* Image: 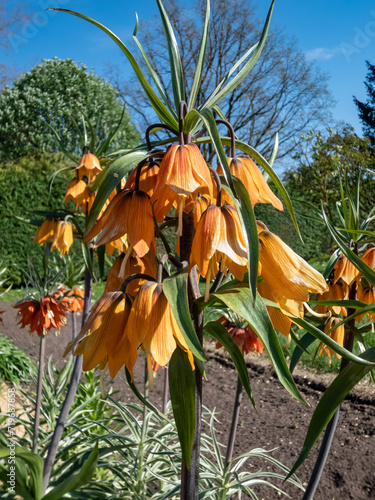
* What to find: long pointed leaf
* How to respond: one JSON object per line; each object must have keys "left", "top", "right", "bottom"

{"left": 214, "top": 286, "right": 306, "bottom": 405}
{"left": 288, "top": 346, "right": 375, "bottom": 478}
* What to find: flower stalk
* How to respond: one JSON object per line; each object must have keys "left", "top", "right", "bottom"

{"left": 32, "top": 333, "right": 46, "bottom": 454}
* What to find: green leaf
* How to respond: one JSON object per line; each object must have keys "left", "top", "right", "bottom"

{"left": 86, "top": 150, "right": 148, "bottom": 234}
{"left": 288, "top": 346, "right": 375, "bottom": 478}
{"left": 220, "top": 176, "right": 259, "bottom": 300}
{"left": 202, "top": 0, "right": 275, "bottom": 109}
{"left": 48, "top": 165, "right": 73, "bottom": 198}
{"left": 326, "top": 302, "right": 375, "bottom": 334}
{"left": 169, "top": 346, "right": 196, "bottom": 469}
{"left": 292, "top": 316, "right": 375, "bottom": 366}
{"left": 204, "top": 321, "right": 255, "bottom": 408}
{"left": 45, "top": 122, "right": 79, "bottom": 163}
{"left": 124, "top": 367, "right": 163, "bottom": 415}
{"left": 81, "top": 242, "right": 94, "bottom": 279}
{"left": 322, "top": 206, "right": 375, "bottom": 287}
{"left": 196, "top": 135, "right": 301, "bottom": 239}
{"left": 156, "top": 0, "right": 185, "bottom": 109}
{"left": 289, "top": 332, "right": 317, "bottom": 373}
{"left": 96, "top": 105, "right": 127, "bottom": 157}
{"left": 188, "top": 0, "right": 210, "bottom": 112}
{"left": 214, "top": 286, "right": 306, "bottom": 405}
{"left": 50, "top": 8, "right": 179, "bottom": 130}
{"left": 0, "top": 447, "right": 44, "bottom": 500}
{"left": 43, "top": 444, "right": 99, "bottom": 500}
{"left": 163, "top": 267, "right": 208, "bottom": 362}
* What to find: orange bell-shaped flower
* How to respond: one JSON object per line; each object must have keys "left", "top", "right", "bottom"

{"left": 64, "top": 291, "right": 132, "bottom": 377}
{"left": 357, "top": 281, "right": 375, "bottom": 322}
{"left": 125, "top": 160, "right": 160, "bottom": 198}
{"left": 257, "top": 280, "right": 293, "bottom": 337}
{"left": 14, "top": 297, "right": 67, "bottom": 337}
{"left": 33, "top": 219, "right": 57, "bottom": 246}
{"left": 315, "top": 280, "right": 348, "bottom": 317}
{"left": 50, "top": 221, "right": 74, "bottom": 257}
{"left": 114, "top": 281, "right": 194, "bottom": 379}
{"left": 319, "top": 317, "right": 345, "bottom": 361}
{"left": 333, "top": 255, "right": 359, "bottom": 285}
{"left": 361, "top": 247, "right": 375, "bottom": 270}
{"left": 63, "top": 178, "right": 95, "bottom": 211}
{"left": 76, "top": 152, "right": 102, "bottom": 182}
{"left": 83, "top": 189, "right": 155, "bottom": 260}
{"left": 217, "top": 156, "right": 283, "bottom": 210}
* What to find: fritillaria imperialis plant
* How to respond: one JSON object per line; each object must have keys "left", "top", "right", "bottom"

{"left": 32, "top": 0, "right": 374, "bottom": 497}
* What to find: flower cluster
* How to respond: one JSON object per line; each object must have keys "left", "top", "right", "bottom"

{"left": 33, "top": 219, "right": 74, "bottom": 257}
{"left": 14, "top": 296, "right": 67, "bottom": 337}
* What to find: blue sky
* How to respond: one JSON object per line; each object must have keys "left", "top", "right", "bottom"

{"left": 4, "top": 0, "right": 375, "bottom": 135}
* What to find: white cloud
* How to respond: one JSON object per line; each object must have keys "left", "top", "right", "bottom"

{"left": 304, "top": 47, "right": 341, "bottom": 61}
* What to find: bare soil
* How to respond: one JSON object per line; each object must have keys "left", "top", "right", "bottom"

{"left": 1, "top": 300, "right": 375, "bottom": 500}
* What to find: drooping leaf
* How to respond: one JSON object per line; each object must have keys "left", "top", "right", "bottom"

{"left": 169, "top": 346, "right": 196, "bottom": 469}
{"left": 163, "top": 267, "right": 208, "bottom": 362}
{"left": 292, "top": 316, "right": 375, "bottom": 366}
{"left": 322, "top": 206, "right": 375, "bottom": 287}
{"left": 50, "top": 8, "right": 179, "bottom": 130}
{"left": 124, "top": 367, "right": 163, "bottom": 415}
{"left": 289, "top": 332, "right": 317, "bottom": 373}
{"left": 86, "top": 150, "right": 148, "bottom": 233}
{"left": 156, "top": 0, "right": 185, "bottom": 109}
{"left": 287, "top": 346, "right": 375, "bottom": 478}
{"left": 214, "top": 286, "right": 306, "bottom": 405}
{"left": 43, "top": 444, "right": 99, "bottom": 500}
{"left": 204, "top": 320, "right": 255, "bottom": 408}
{"left": 220, "top": 176, "right": 259, "bottom": 300}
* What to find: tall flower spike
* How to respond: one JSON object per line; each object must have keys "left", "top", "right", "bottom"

{"left": 151, "top": 143, "right": 213, "bottom": 235}
{"left": 64, "top": 291, "right": 132, "bottom": 377}
{"left": 83, "top": 188, "right": 155, "bottom": 261}
{"left": 217, "top": 155, "right": 283, "bottom": 210}
{"left": 50, "top": 221, "right": 74, "bottom": 257}
{"left": 76, "top": 151, "right": 102, "bottom": 182}
{"left": 114, "top": 280, "right": 194, "bottom": 380}
{"left": 259, "top": 229, "right": 328, "bottom": 310}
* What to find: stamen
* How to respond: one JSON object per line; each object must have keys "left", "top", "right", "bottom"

{"left": 118, "top": 246, "right": 133, "bottom": 279}
{"left": 303, "top": 302, "right": 331, "bottom": 318}
{"left": 176, "top": 200, "right": 184, "bottom": 236}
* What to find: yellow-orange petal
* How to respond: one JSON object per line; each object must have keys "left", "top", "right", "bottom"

{"left": 319, "top": 317, "right": 345, "bottom": 359}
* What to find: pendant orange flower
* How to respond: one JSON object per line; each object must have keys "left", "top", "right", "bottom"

{"left": 104, "top": 253, "right": 156, "bottom": 296}
{"left": 319, "top": 317, "right": 345, "bottom": 361}
{"left": 83, "top": 189, "right": 155, "bottom": 261}
{"left": 76, "top": 152, "right": 102, "bottom": 182}
{"left": 64, "top": 291, "right": 132, "bottom": 377}
{"left": 333, "top": 255, "right": 359, "bottom": 285}
{"left": 114, "top": 281, "right": 194, "bottom": 380}
{"left": 125, "top": 160, "right": 160, "bottom": 198}
{"left": 217, "top": 156, "right": 283, "bottom": 210}
{"left": 33, "top": 219, "right": 57, "bottom": 246}
{"left": 14, "top": 297, "right": 67, "bottom": 336}
{"left": 50, "top": 221, "right": 74, "bottom": 257}
{"left": 151, "top": 143, "right": 213, "bottom": 234}
{"left": 357, "top": 282, "right": 375, "bottom": 322}
{"left": 63, "top": 177, "right": 95, "bottom": 211}
{"left": 257, "top": 281, "right": 293, "bottom": 337}
{"left": 315, "top": 280, "right": 348, "bottom": 317}
{"left": 361, "top": 247, "right": 375, "bottom": 270}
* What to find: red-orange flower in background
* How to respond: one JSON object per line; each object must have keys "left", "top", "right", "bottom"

{"left": 319, "top": 317, "right": 345, "bottom": 361}
{"left": 104, "top": 253, "right": 156, "bottom": 296}
{"left": 83, "top": 189, "right": 155, "bottom": 261}
{"left": 64, "top": 291, "right": 132, "bottom": 377}
{"left": 217, "top": 156, "right": 283, "bottom": 211}
{"left": 114, "top": 280, "right": 195, "bottom": 379}
{"left": 66, "top": 287, "right": 84, "bottom": 313}
{"left": 76, "top": 152, "right": 102, "bottom": 182}
{"left": 215, "top": 316, "right": 263, "bottom": 355}
{"left": 151, "top": 143, "right": 213, "bottom": 234}
{"left": 14, "top": 297, "right": 67, "bottom": 336}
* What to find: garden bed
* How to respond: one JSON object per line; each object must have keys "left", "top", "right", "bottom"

{"left": 1, "top": 300, "right": 375, "bottom": 499}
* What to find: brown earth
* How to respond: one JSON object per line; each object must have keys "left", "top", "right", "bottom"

{"left": 1, "top": 300, "right": 375, "bottom": 500}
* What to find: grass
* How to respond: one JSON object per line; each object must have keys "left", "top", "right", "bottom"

{"left": 0, "top": 335, "right": 36, "bottom": 383}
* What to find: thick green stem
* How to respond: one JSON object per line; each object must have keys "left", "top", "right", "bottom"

{"left": 43, "top": 263, "right": 92, "bottom": 493}
{"left": 33, "top": 334, "right": 46, "bottom": 454}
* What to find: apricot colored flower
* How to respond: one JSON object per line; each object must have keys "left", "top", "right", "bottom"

{"left": 64, "top": 291, "right": 132, "bottom": 377}
{"left": 14, "top": 297, "right": 67, "bottom": 337}
{"left": 217, "top": 156, "right": 283, "bottom": 211}
{"left": 361, "top": 247, "right": 375, "bottom": 270}
{"left": 190, "top": 205, "right": 248, "bottom": 288}
{"left": 50, "top": 221, "right": 74, "bottom": 257}
{"left": 356, "top": 282, "right": 375, "bottom": 323}
{"left": 315, "top": 280, "right": 348, "bottom": 317}
{"left": 33, "top": 219, "right": 57, "bottom": 246}
{"left": 104, "top": 253, "right": 156, "bottom": 296}
{"left": 319, "top": 317, "right": 345, "bottom": 360}
{"left": 76, "top": 152, "right": 102, "bottom": 182}
{"left": 151, "top": 143, "right": 213, "bottom": 234}
{"left": 83, "top": 189, "right": 155, "bottom": 260}
{"left": 114, "top": 281, "right": 194, "bottom": 379}
{"left": 125, "top": 160, "right": 159, "bottom": 197}
{"left": 259, "top": 229, "right": 328, "bottom": 315}
{"left": 215, "top": 317, "right": 263, "bottom": 354}
{"left": 333, "top": 255, "right": 359, "bottom": 285}
{"left": 63, "top": 178, "right": 95, "bottom": 211}
{"left": 192, "top": 195, "right": 212, "bottom": 228}
{"left": 105, "top": 235, "right": 128, "bottom": 257}
{"left": 257, "top": 281, "right": 293, "bottom": 337}
{"left": 66, "top": 287, "right": 84, "bottom": 313}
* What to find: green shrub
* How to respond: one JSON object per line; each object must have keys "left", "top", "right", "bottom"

{"left": 0, "top": 335, "right": 36, "bottom": 383}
